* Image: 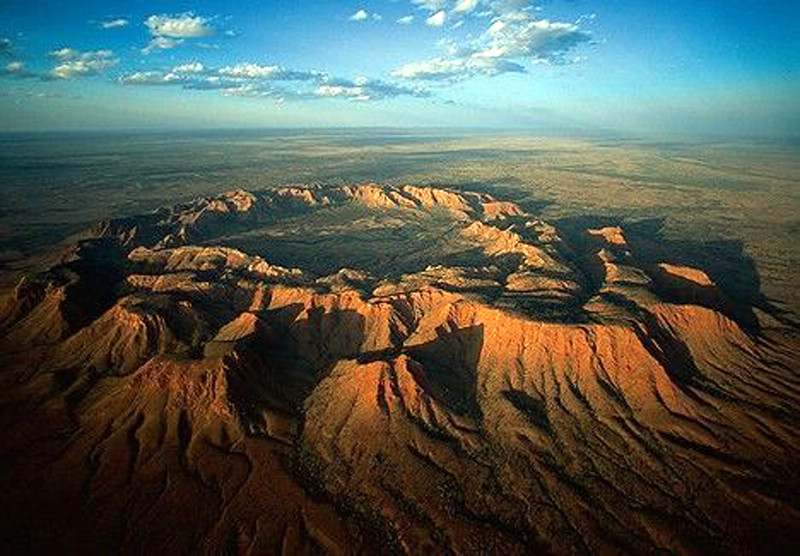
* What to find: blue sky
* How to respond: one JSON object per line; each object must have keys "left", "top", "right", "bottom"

{"left": 1, "top": 0, "right": 799, "bottom": 135}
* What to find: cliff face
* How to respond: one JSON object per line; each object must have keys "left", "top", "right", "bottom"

{"left": 1, "top": 184, "right": 799, "bottom": 554}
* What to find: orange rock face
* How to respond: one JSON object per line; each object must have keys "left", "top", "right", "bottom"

{"left": 1, "top": 183, "right": 799, "bottom": 554}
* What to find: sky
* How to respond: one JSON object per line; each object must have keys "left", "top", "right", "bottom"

{"left": 1, "top": 0, "right": 799, "bottom": 135}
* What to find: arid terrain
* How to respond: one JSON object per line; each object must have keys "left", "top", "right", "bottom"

{"left": 3, "top": 132, "right": 799, "bottom": 316}
{"left": 1, "top": 168, "right": 799, "bottom": 552}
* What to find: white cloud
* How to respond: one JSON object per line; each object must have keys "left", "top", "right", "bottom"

{"left": 349, "top": 9, "right": 382, "bottom": 22}
{"left": 145, "top": 13, "right": 216, "bottom": 38}
{"left": 5, "top": 61, "right": 24, "bottom": 73}
{"left": 394, "top": 11, "right": 589, "bottom": 82}
{"left": 100, "top": 18, "right": 129, "bottom": 29}
{"left": 182, "top": 76, "right": 227, "bottom": 90}
{"left": 392, "top": 56, "right": 523, "bottom": 81}
{"left": 218, "top": 63, "right": 280, "bottom": 78}
{"left": 426, "top": 11, "right": 446, "bottom": 26}
{"left": 408, "top": 0, "right": 544, "bottom": 19}
{"left": 485, "top": 0, "right": 534, "bottom": 15}
{"left": 51, "top": 48, "right": 79, "bottom": 60}
{"left": 140, "top": 14, "right": 217, "bottom": 55}
{"left": 173, "top": 62, "right": 205, "bottom": 74}
{"left": 397, "top": 15, "right": 414, "bottom": 25}
{"left": 142, "top": 36, "right": 183, "bottom": 54}
{"left": 119, "top": 71, "right": 183, "bottom": 85}
{"left": 474, "top": 17, "right": 589, "bottom": 61}
{"left": 51, "top": 49, "right": 118, "bottom": 79}
{"left": 217, "top": 63, "right": 320, "bottom": 81}
{"left": 3, "top": 61, "right": 34, "bottom": 78}
{"left": 213, "top": 83, "right": 315, "bottom": 101}
{"left": 1, "top": 46, "right": 118, "bottom": 81}
{"left": 315, "top": 78, "right": 428, "bottom": 101}
{"left": 219, "top": 84, "right": 271, "bottom": 98}
{"left": 453, "top": 0, "right": 479, "bottom": 13}
{"left": 392, "top": 58, "right": 464, "bottom": 80}
{"left": 413, "top": 0, "right": 447, "bottom": 12}
{"left": 118, "top": 62, "right": 429, "bottom": 102}
{"left": 316, "top": 85, "right": 356, "bottom": 98}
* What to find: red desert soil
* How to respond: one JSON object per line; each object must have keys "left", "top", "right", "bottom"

{"left": 1, "top": 184, "right": 799, "bottom": 554}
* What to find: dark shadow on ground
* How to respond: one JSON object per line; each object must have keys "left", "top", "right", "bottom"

{"left": 404, "top": 324, "right": 485, "bottom": 418}
{"left": 554, "top": 215, "right": 798, "bottom": 333}
{"left": 224, "top": 303, "right": 367, "bottom": 431}
{"left": 227, "top": 305, "right": 486, "bottom": 434}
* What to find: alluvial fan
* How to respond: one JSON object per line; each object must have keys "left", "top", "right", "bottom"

{"left": 1, "top": 183, "right": 799, "bottom": 554}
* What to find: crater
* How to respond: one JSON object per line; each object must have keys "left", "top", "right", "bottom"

{"left": 1, "top": 182, "right": 799, "bottom": 555}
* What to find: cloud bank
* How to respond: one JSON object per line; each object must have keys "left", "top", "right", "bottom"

{"left": 393, "top": 2, "right": 590, "bottom": 82}
{"left": 120, "top": 62, "right": 429, "bottom": 102}
{"left": 51, "top": 49, "right": 118, "bottom": 79}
